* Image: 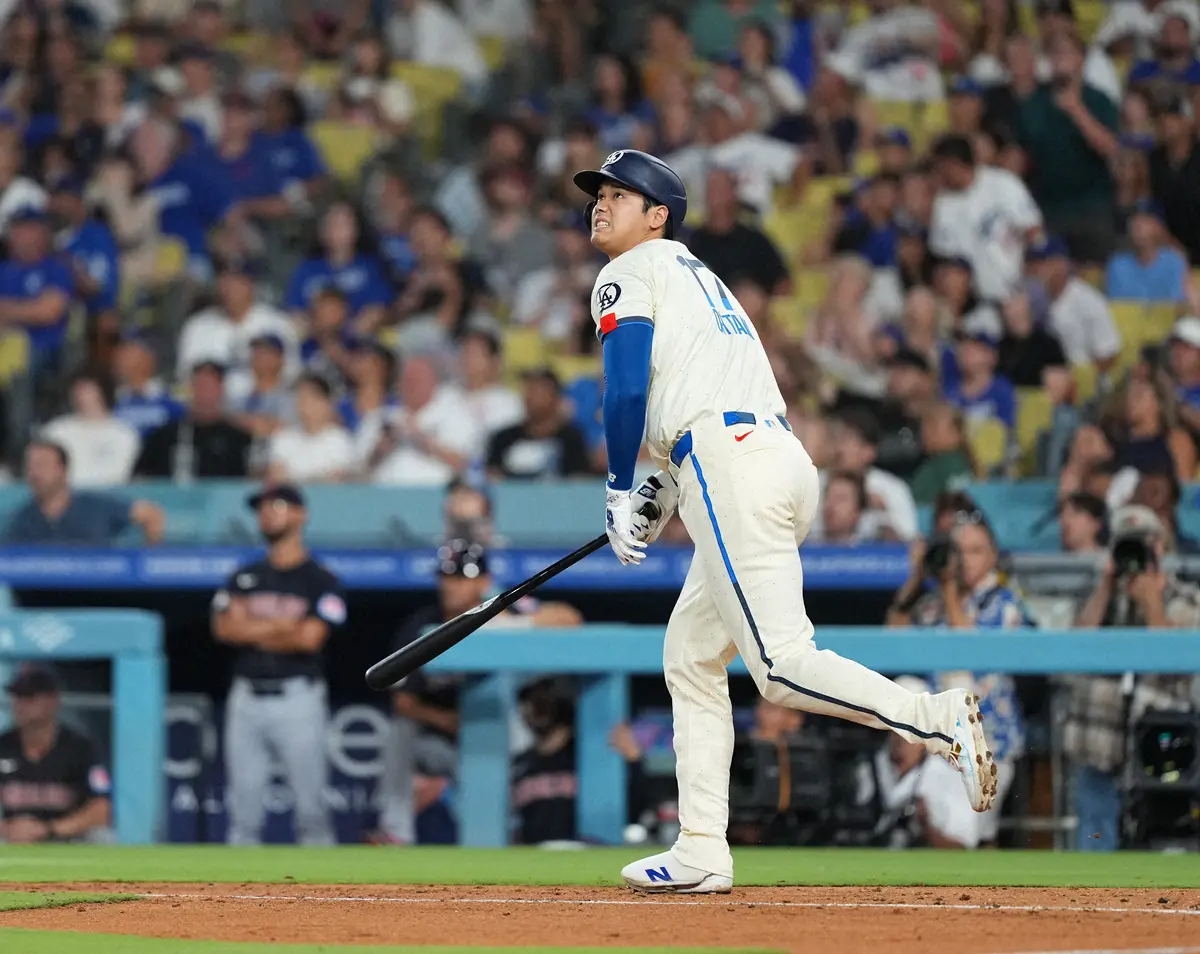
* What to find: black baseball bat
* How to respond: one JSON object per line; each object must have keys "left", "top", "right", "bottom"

{"left": 365, "top": 503, "right": 660, "bottom": 691}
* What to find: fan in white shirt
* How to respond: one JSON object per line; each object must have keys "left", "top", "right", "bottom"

{"left": 41, "top": 370, "right": 141, "bottom": 488}
{"left": 929, "top": 135, "right": 1044, "bottom": 304}
{"left": 826, "top": 2, "right": 945, "bottom": 103}
{"left": 266, "top": 374, "right": 356, "bottom": 484}
{"left": 1026, "top": 236, "right": 1120, "bottom": 371}
{"left": 384, "top": 0, "right": 488, "bottom": 86}
{"left": 358, "top": 354, "right": 484, "bottom": 486}
{"left": 177, "top": 261, "right": 299, "bottom": 392}
{"left": 458, "top": 328, "right": 524, "bottom": 439}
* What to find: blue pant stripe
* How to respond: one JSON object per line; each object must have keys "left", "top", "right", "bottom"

{"left": 688, "top": 451, "right": 954, "bottom": 746}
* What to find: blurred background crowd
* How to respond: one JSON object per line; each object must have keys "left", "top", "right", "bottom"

{"left": 0, "top": 0, "right": 1199, "bottom": 853}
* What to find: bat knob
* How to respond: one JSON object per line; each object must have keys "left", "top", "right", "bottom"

{"left": 637, "top": 502, "right": 661, "bottom": 521}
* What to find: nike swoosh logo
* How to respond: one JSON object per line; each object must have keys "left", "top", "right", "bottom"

{"left": 734, "top": 431, "right": 752, "bottom": 442}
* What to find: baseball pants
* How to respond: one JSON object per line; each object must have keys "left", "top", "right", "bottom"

{"left": 664, "top": 413, "right": 966, "bottom": 877}
{"left": 224, "top": 676, "right": 335, "bottom": 846}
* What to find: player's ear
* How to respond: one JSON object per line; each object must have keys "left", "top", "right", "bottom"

{"left": 648, "top": 203, "right": 669, "bottom": 235}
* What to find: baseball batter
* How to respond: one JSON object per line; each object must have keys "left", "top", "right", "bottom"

{"left": 575, "top": 150, "right": 998, "bottom": 893}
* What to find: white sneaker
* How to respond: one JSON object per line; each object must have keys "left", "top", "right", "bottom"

{"left": 944, "top": 691, "right": 998, "bottom": 813}
{"left": 620, "top": 849, "right": 733, "bottom": 894}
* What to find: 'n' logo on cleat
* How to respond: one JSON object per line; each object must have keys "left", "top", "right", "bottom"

{"left": 646, "top": 867, "right": 672, "bottom": 883}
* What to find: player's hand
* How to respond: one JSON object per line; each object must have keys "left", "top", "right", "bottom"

{"left": 606, "top": 487, "right": 647, "bottom": 566}
{"left": 5, "top": 815, "right": 49, "bottom": 843}
{"left": 630, "top": 471, "right": 679, "bottom": 545}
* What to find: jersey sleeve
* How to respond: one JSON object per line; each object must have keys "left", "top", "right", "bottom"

{"left": 308, "top": 570, "right": 348, "bottom": 628}
{"left": 211, "top": 565, "right": 254, "bottom": 613}
{"left": 591, "top": 262, "right": 656, "bottom": 342}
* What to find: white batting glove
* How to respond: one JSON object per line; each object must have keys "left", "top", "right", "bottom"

{"left": 630, "top": 471, "right": 679, "bottom": 544}
{"left": 606, "top": 487, "right": 647, "bottom": 565}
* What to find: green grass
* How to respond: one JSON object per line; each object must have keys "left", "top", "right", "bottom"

{"left": 1, "top": 845, "right": 1199, "bottom": 887}
{"left": 0, "top": 935, "right": 777, "bottom": 954}
{"left": 0, "top": 892, "right": 136, "bottom": 912}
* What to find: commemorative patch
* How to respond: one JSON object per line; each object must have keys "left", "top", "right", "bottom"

{"left": 597, "top": 282, "right": 621, "bottom": 310}
{"left": 317, "top": 593, "right": 347, "bottom": 625}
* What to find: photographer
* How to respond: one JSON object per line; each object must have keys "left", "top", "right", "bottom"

{"left": 1065, "top": 504, "right": 1200, "bottom": 850}
{"left": 887, "top": 506, "right": 1031, "bottom": 844}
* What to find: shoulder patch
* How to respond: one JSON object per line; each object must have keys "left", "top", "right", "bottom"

{"left": 317, "top": 592, "right": 347, "bottom": 625}
{"left": 596, "top": 282, "right": 621, "bottom": 311}
{"left": 89, "top": 765, "right": 112, "bottom": 795}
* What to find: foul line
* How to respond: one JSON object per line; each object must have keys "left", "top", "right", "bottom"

{"left": 1018, "top": 949, "right": 1200, "bottom": 954}
{"left": 138, "top": 893, "right": 1200, "bottom": 917}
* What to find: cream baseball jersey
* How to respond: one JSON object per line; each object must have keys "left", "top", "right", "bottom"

{"left": 590, "top": 238, "right": 786, "bottom": 470}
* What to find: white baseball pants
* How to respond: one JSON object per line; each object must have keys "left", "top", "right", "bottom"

{"left": 664, "top": 413, "right": 964, "bottom": 877}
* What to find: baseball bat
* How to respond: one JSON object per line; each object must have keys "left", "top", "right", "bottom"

{"left": 365, "top": 503, "right": 660, "bottom": 691}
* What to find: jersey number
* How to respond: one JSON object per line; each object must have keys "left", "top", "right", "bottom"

{"left": 676, "top": 256, "right": 754, "bottom": 338}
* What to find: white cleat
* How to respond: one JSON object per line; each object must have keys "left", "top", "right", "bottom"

{"left": 945, "top": 691, "right": 998, "bottom": 813}
{"left": 620, "top": 850, "right": 733, "bottom": 894}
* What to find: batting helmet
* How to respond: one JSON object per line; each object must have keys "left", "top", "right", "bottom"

{"left": 573, "top": 149, "right": 688, "bottom": 239}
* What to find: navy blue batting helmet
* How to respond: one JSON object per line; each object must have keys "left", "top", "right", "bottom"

{"left": 573, "top": 149, "right": 688, "bottom": 239}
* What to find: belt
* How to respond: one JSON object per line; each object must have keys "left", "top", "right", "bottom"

{"left": 241, "top": 677, "right": 318, "bottom": 697}
{"left": 670, "top": 411, "right": 791, "bottom": 468}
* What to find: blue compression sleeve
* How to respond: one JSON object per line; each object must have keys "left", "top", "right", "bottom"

{"left": 601, "top": 320, "right": 653, "bottom": 491}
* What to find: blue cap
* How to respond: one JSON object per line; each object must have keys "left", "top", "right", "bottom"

{"left": 250, "top": 333, "right": 285, "bottom": 352}
{"left": 51, "top": 175, "right": 86, "bottom": 196}
{"left": 876, "top": 126, "right": 912, "bottom": 149}
{"left": 956, "top": 328, "right": 1000, "bottom": 349}
{"left": 1129, "top": 198, "right": 1165, "bottom": 221}
{"left": 951, "top": 76, "right": 985, "bottom": 97}
{"left": 8, "top": 205, "right": 47, "bottom": 225}
{"left": 1026, "top": 235, "right": 1070, "bottom": 261}
{"left": 1120, "top": 132, "right": 1156, "bottom": 152}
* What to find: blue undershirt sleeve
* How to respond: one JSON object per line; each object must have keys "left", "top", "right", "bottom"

{"left": 601, "top": 320, "right": 653, "bottom": 492}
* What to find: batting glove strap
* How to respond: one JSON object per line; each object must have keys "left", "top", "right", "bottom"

{"left": 631, "top": 470, "right": 679, "bottom": 544}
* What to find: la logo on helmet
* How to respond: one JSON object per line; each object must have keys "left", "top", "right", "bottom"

{"left": 604, "top": 151, "right": 625, "bottom": 167}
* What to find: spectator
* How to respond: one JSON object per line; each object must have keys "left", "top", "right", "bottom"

{"left": 1167, "top": 316, "right": 1200, "bottom": 433}
{"left": 512, "top": 676, "right": 579, "bottom": 845}
{"left": 1126, "top": 1, "right": 1200, "bottom": 88}
{"left": 50, "top": 177, "right": 119, "bottom": 344}
{"left": 113, "top": 333, "right": 186, "bottom": 439}
{"left": 1149, "top": 91, "right": 1200, "bottom": 264}
{"left": 2, "top": 439, "right": 164, "bottom": 545}
{"left": 127, "top": 21, "right": 172, "bottom": 102}
{"left": 690, "top": 0, "right": 781, "bottom": 61}
{"left": 817, "top": 470, "right": 871, "bottom": 545}
{"left": 826, "top": 408, "right": 919, "bottom": 540}
{"left": 393, "top": 206, "right": 488, "bottom": 352}
{"left": 459, "top": 328, "right": 523, "bottom": 441}
{"left": 360, "top": 354, "right": 481, "bottom": 486}
{"left": 435, "top": 118, "right": 530, "bottom": 239}
{"left": 467, "top": 162, "right": 555, "bottom": 308}
{"left": 266, "top": 374, "right": 355, "bottom": 484}
{"left": 640, "top": 5, "right": 697, "bottom": 103}
{"left": 255, "top": 87, "right": 327, "bottom": 204}
{"left": 1015, "top": 32, "right": 1119, "bottom": 262}
{"left": 946, "top": 77, "right": 987, "bottom": 140}
{"left": 443, "top": 475, "right": 498, "bottom": 544}
{"left": 1093, "top": 0, "right": 1162, "bottom": 63}
{"left": 996, "top": 290, "right": 1068, "bottom": 387}
{"left": 300, "top": 290, "right": 358, "bottom": 393}
{"left": 511, "top": 210, "right": 601, "bottom": 347}
{"left": 42, "top": 369, "right": 140, "bottom": 488}
{"left": 135, "top": 361, "right": 252, "bottom": 480}
{"left": 864, "top": 676, "right": 982, "bottom": 850}
{"left": 384, "top": 0, "right": 488, "bottom": 87}
{"left": 1067, "top": 502, "right": 1200, "bottom": 850}
{"left": 340, "top": 341, "right": 398, "bottom": 436}
{"left": 1059, "top": 491, "right": 1106, "bottom": 553}
{"left": 1030, "top": 0, "right": 1123, "bottom": 105}
{"left": 931, "top": 255, "right": 1003, "bottom": 339}
{"left": 586, "top": 53, "right": 656, "bottom": 153}
{"left": 286, "top": 202, "right": 394, "bottom": 334}
{"left": 805, "top": 254, "right": 886, "bottom": 400}
{"left": 736, "top": 19, "right": 807, "bottom": 133}
{"left": 215, "top": 92, "right": 285, "bottom": 220}
{"left": 132, "top": 117, "right": 238, "bottom": 280}
{"left": 0, "top": 664, "right": 113, "bottom": 845}
{"left": 0, "top": 127, "right": 47, "bottom": 232}
{"left": 0, "top": 206, "right": 73, "bottom": 381}
{"left": 833, "top": 173, "right": 901, "bottom": 269}
{"left": 667, "top": 96, "right": 802, "bottom": 220}
{"left": 178, "top": 259, "right": 298, "bottom": 389}
{"left": 946, "top": 331, "right": 1017, "bottom": 432}
{"left": 825, "top": 0, "right": 944, "bottom": 103}
{"left": 1026, "top": 236, "right": 1121, "bottom": 372}
{"left": 929, "top": 134, "right": 1043, "bottom": 305}
{"left": 785, "top": 66, "right": 861, "bottom": 175}
{"left": 1129, "top": 462, "right": 1200, "bottom": 554}
{"left": 876, "top": 346, "right": 937, "bottom": 479}
{"left": 687, "top": 168, "right": 790, "bottom": 294}
{"left": 228, "top": 335, "right": 296, "bottom": 448}
{"left": 487, "top": 368, "right": 592, "bottom": 480}
{"left": 177, "top": 43, "right": 222, "bottom": 146}
{"left": 909, "top": 403, "right": 977, "bottom": 504}
{"left": 1105, "top": 199, "right": 1191, "bottom": 303}
{"left": 368, "top": 171, "right": 419, "bottom": 290}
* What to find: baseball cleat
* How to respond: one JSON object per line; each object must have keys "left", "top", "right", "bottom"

{"left": 620, "top": 850, "right": 733, "bottom": 894}
{"left": 945, "top": 691, "right": 998, "bottom": 813}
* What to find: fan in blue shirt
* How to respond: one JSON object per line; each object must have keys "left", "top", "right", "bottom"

{"left": 374, "top": 173, "right": 419, "bottom": 286}
{"left": 112, "top": 332, "right": 185, "bottom": 437}
{"left": 256, "top": 88, "right": 326, "bottom": 194}
{"left": 286, "top": 202, "right": 393, "bottom": 330}
{"left": 1105, "top": 200, "right": 1188, "bottom": 302}
{"left": 945, "top": 331, "right": 1016, "bottom": 430}
{"left": 50, "top": 178, "right": 119, "bottom": 317}
{"left": 1128, "top": 13, "right": 1200, "bottom": 86}
{"left": 0, "top": 206, "right": 74, "bottom": 376}
{"left": 585, "top": 54, "right": 658, "bottom": 153}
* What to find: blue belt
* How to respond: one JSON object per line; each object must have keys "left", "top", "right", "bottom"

{"left": 670, "top": 411, "right": 792, "bottom": 468}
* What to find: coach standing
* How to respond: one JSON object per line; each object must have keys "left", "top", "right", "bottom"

{"left": 211, "top": 484, "right": 347, "bottom": 845}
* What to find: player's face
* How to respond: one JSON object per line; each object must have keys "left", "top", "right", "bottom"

{"left": 439, "top": 573, "right": 490, "bottom": 617}
{"left": 10, "top": 691, "right": 57, "bottom": 730}
{"left": 590, "top": 182, "right": 668, "bottom": 256}
{"left": 954, "top": 523, "right": 996, "bottom": 589}
{"left": 258, "top": 499, "right": 303, "bottom": 543}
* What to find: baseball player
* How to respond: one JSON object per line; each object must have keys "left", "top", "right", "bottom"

{"left": 574, "top": 149, "right": 998, "bottom": 893}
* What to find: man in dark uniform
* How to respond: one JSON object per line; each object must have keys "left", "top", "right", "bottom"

{"left": 0, "top": 664, "right": 113, "bottom": 844}
{"left": 211, "top": 483, "right": 346, "bottom": 845}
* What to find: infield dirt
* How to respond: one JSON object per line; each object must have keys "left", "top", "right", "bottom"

{"left": 2, "top": 884, "right": 1200, "bottom": 952}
